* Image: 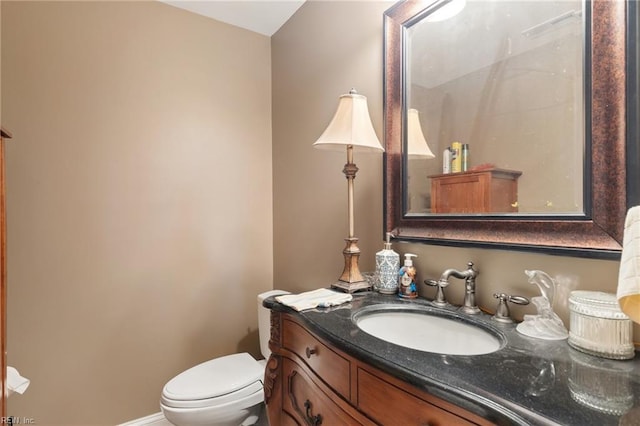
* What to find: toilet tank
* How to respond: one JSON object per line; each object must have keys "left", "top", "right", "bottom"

{"left": 257, "top": 290, "right": 289, "bottom": 359}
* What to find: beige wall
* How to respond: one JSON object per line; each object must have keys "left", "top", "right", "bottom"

{"left": 272, "top": 0, "right": 636, "bottom": 338}
{"left": 2, "top": 1, "right": 272, "bottom": 424}
{"left": 272, "top": 0, "right": 392, "bottom": 293}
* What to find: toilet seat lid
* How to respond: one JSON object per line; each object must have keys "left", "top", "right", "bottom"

{"left": 163, "top": 353, "right": 263, "bottom": 401}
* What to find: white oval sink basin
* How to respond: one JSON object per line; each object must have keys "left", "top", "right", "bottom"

{"left": 355, "top": 309, "right": 502, "bottom": 355}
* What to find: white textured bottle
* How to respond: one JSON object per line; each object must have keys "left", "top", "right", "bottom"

{"left": 443, "top": 148, "right": 452, "bottom": 173}
{"left": 375, "top": 233, "right": 400, "bottom": 294}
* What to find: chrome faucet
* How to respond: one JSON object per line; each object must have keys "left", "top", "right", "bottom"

{"left": 439, "top": 261, "right": 480, "bottom": 314}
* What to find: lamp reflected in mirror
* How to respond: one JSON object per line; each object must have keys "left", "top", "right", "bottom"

{"left": 406, "top": 108, "right": 435, "bottom": 212}
{"left": 407, "top": 108, "right": 435, "bottom": 159}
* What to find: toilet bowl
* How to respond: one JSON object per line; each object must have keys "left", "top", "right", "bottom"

{"left": 160, "top": 290, "right": 289, "bottom": 426}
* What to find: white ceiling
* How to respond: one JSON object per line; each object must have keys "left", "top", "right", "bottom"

{"left": 160, "top": 0, "right": 306, "bottom": 36}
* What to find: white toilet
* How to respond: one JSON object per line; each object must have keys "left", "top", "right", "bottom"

{"left": 160, "top": 289, "right": 289, "bottom": 426}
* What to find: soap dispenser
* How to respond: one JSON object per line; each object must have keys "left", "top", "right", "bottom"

{"left": 375, "top": 233, "right": 400, "bottom": 294}
{"left": 398, "top": 254, "right": 418, "bottom": 299}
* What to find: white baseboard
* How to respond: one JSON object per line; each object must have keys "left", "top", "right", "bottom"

{"left": 118, "top": 412, "right": 170, "bottom": 426}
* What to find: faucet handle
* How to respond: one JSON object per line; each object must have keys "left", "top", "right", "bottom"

{"left": 425, "top": 278, "right": 450, "bottom": 288}
{"left": 492, "top": 293, "right": 530, "bottom": 323}
{"left": 424, "top": 279, "right": 449, "bottom": 307}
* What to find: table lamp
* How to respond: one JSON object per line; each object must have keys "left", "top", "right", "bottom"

{"left": 314, "top": 89, "right": 384, "bottom": 293}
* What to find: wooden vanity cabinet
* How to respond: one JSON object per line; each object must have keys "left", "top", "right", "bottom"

{"left": 429, "top": 168, "right": 522, "bottom": 213}
{"left": 265, "top": 311, "right": 494, "bottom": 426}
{"left": 282, "top": 357, "right": 363, "bottom": 426}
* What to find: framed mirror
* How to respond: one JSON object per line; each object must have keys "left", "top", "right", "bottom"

{"left": 384, "top": 0, "right": 635, "bottom": 258}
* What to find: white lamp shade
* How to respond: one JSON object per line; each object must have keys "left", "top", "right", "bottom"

{"left": 407, "top": 108, "right": 435, "bottom": 158}
{"left": 314, "top": 91, "right": 384, "bottom": 152}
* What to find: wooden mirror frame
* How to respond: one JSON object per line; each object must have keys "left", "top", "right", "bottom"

{"left": 384, "top": 0, "right": 632, "bottom": 259}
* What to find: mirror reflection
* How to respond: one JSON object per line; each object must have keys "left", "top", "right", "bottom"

{"left": 406, "top": 0, "right": 585, "bottom": 215}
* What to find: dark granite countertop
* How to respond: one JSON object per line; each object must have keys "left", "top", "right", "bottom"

{"left": 265, "top": 292, "right": 640, "bottom": 426}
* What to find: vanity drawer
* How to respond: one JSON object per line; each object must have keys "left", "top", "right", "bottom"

{"left": 282, "top": 357, "right": 364, "bottom": 426}
{"left": 357, "top": 368, "right": 479, "bottom": 426}
{"left": 282, "top": 318, "right": 350, "bottom": 398}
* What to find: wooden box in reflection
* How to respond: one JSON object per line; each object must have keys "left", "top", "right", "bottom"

{"left": 429, "top": 168, "right": 522, "bottom": 213}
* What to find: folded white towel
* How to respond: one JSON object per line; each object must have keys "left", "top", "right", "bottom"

{"left": 617, "top": 206, "right": 640, "bottom": 324}
{"left": 275, "top": 288, "right": 353, "bottom": 312}
{"left": 6, "top": 366, "right": 29, "bottom": 397}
